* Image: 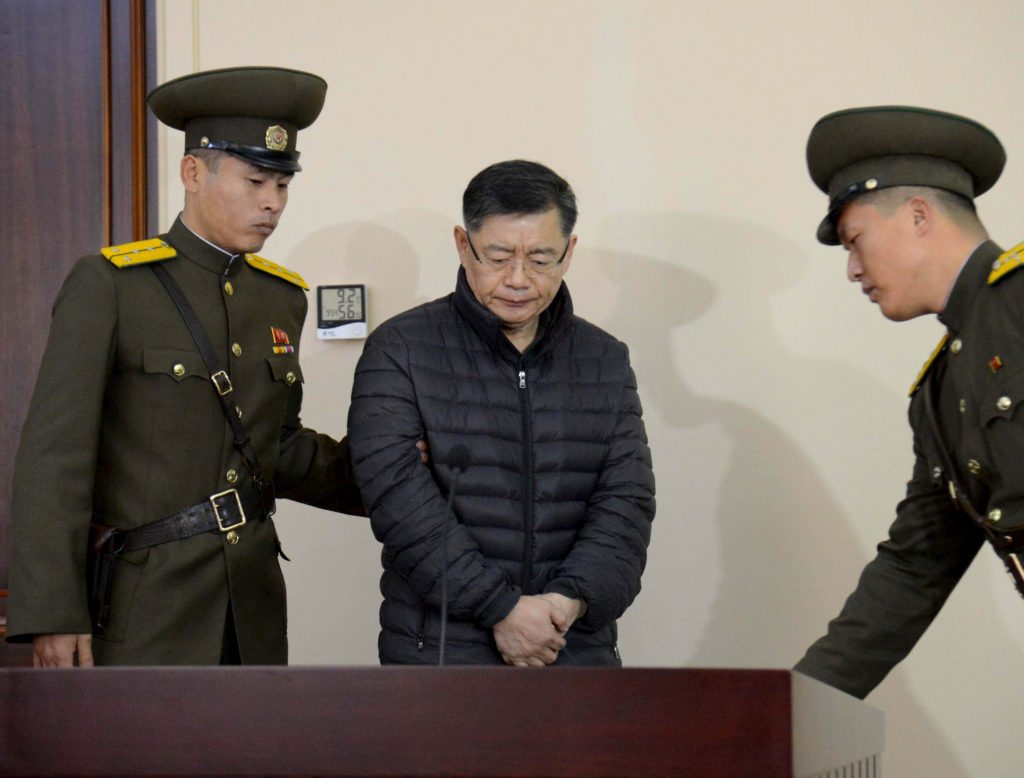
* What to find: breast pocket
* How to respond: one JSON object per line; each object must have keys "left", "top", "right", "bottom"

{"left": 266, "top": 357, "right": 303, "bottom": 388}
{"left": 980, "top": 366, "right": 1024, "bottom": 427}
{"left": 141, "top": 347, "right": 217, "bottom": 447}
{"left": 142, "top": 347, "right": 207, "bottom": 384}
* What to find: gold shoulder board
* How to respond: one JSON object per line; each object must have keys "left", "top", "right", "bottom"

{"left": 988, "top": 241, "right": 1024, "bottom": 285}
{"left": 908, "top": 333, "right": 950, "bottom": 397}
{"left": 245, "top": 254, "right": 309, "bottom": 290}
{"left": 101, "top": 238, "right": 177, "bottom": 268}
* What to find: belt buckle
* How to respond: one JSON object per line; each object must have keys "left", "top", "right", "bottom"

{"left": 211, "top": 370, "right": 233, "bottom": 397}
{"left": 210, "top": 489, "right": 246, "bottom": 532}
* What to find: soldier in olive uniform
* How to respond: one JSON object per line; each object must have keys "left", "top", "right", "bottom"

{"left": 794, "top": 106, "right": 1024, "bottom": 699}
{"left": 6, "top": 67, "right": 365, "bottom": 666}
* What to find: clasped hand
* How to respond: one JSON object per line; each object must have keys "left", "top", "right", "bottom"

{"left": 493, "top": 593, "right": 582, "bottom": 667}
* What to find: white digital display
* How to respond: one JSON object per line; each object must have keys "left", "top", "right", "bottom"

{"left": 316, "top": 285, "right": 368, "bottom": 340}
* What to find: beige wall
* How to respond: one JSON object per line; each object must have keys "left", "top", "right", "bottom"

{"left": 157, "top": 1, "right": 1024, "bottom": 775}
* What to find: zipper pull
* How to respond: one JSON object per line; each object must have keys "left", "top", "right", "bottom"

{"left": 518, "top": 370, "right": 526, "bottom": 389}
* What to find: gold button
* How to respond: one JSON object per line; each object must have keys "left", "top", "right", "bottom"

{"left": 226, "top": 468, "right": 238, "bottom": 484}
{"left": 226, "top": 530, "right": 240, "bottom": 545}
{"left": 236, "top": 406, "right": 243, "bottom": 419}
{"left": 224, "top": 281, "right": 234, "bottom": 296}
{"left": 285, "top": 371, "right": 297, "bottom": 385}
{"left": 950, "top": 338, "right": 962, "bottom": 354}
{"left": 172, "top": 363, "right": 186, "bottom": 377}
{"left": 988, "top": 508, "right": 1003, "bottom": 523}
{"left": 959, "top": 398, "right": 966, "bottom": 414}
{"left": 997, "top": 396, "right": 1012, "bottom": 411}
{"left": 232, "top": 343, "right": 242, "bottom": 357}
{"left": 967, "top": 459, "right": 982, "bottom": 475}
{"left": 931, "top": 466, "right": 943, "bottom": 481}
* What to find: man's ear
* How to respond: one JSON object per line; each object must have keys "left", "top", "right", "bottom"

{"left": 180, "top": 154, "right": 202, "bottom": 193}
{"left": 559, "top": 234, "right": 578, "bottom": 275}
{"left": 454, "top": 225, "right": 472, "bottom": 269}
{"left": 907, "top": 195, "right": 933, "bottom": 234}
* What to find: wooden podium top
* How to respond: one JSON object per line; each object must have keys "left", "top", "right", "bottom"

{"left": 0, "top": 666, "right": 882, "bottom": 777}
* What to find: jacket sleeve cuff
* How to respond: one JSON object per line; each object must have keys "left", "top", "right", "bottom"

{"left": 474, "top": 585, "right": 521, "bottom": 628}
{"left": 543, "top": 579, "right": 583, "bottom": 601}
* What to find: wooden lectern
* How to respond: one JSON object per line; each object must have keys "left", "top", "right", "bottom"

{"left": 0, "top": 667, "right": 882, "bottom": 777}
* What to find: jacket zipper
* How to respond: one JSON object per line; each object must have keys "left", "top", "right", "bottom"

{"left": 518, "top": 367, "right": 535, "bottom": 593}
{"left": 416, "top": 607, "right": 428, "bottom": 651}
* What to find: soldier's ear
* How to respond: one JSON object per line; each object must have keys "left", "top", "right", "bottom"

{"left": 907, "top": 196, "right": 932, "bottom": 234}
{"left": 180, "top": 154, "right": 202, "bottom": 193}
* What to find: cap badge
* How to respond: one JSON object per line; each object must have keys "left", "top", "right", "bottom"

{"left": 200, "top": 136, "right": 210, "bottom": 147}
{"left": 865, "top": 178, "right": 879, "bottom": 190}
{"left": 265, "top": 125, "right": 289, "bottom": 151}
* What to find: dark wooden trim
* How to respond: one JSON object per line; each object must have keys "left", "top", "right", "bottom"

{"left": 130, "top": 0, "right": 149, "bottom": 240}
{"left": 0, "top": 668, "right": 885, "bottom": 777}
{"left": 0, "top": 0, "right": 158, "bottom": 595}
{"left": 101, "top": 0, "right": 113, "bottom": 246}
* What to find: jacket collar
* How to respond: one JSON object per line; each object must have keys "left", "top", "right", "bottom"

{"left": 939, "top": 239, "right": 1003, "bottom": 334}
{"left": 165, "top": 215, "right": 239, "bottom": 275}
{"left": 452, "top": 266, "right": 576, "bottom": 363}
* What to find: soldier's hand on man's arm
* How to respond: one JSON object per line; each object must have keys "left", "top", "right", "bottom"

{"left": 32, "top": 633, "right": 94, "bottom": 668}
{"left": 493, "top": 595, "right": 566, "bottom": 667}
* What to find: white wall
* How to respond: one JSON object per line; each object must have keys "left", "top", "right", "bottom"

{"left": 157, "top": 2, "right": 1024, "bottom": 775}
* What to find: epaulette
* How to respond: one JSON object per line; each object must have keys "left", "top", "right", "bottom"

{"left": 245, "top": 253, "right": 309, "bottom": 290}
{"left": 101, "top": 238, "right": 177, "bottom": 268}
{"left": 988, "top": 241, "right": 1024, "bottom": 285}
{"left": 908, "top": 333, "right": 949, "bottom": 397}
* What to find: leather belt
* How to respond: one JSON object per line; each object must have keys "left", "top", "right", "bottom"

{"left": 105, "top": 486, "right": 273, "bottom": 554}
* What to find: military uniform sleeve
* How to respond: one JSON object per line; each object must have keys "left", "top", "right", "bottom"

{"left": 794, "top": 447, "right": 983, "bottom": 699}
{"left": 347, "top": 327, "right": 520, "bottom": 628}
{"left": 6, "top": 256, "right": 118, "bottom": 641}
{"left": 542, "top": 352, "right": 655, "bottom": 631}
{"left": 273, "top": 381, "right": 365, "bottom": 517}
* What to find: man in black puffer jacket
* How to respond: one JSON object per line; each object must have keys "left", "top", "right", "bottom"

{"left": 349, "top": 160, "right": 655, "bottom": 666}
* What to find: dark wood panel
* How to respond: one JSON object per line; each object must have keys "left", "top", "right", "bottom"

{"left": 0, "top": 0, "right": 106, "bottom": 590}
{"left": 0, "top": 668, "right": 885, "bottom": 777}
{"left": 0, "top": 0, "right": 155, "bottom": 590}
{"left": 0, "top": 668, "right": 798, "bottom": 776}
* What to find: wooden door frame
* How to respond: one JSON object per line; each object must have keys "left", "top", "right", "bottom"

{"left": 0, "top": 0, "right": 157, "bottom": 637}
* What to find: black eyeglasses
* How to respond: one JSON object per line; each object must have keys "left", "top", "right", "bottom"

{"left": 466, "top": 236, "right": 570, "bottom": 278}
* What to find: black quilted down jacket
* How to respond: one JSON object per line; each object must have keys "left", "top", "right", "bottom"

{"left": 348, "top": 269, "right": 655, "bottom": 665}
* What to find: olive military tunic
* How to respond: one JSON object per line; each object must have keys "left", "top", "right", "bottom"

{"left": 6, "top": 217, "right": 360, "bottom": 664}
{"left": 796, "top": 239, "right": 1024, "bottom": 698}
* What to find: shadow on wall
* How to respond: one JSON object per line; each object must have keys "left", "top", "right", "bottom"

{"left": 573, "top": 211, "right": 971, "bottom": 776}
{"left": 290, "top": 211, "right": 456, "bottom": 333}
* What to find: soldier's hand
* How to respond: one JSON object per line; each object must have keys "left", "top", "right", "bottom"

{"left": 416, "top": 439, "right": 429, "bottom": 464}
{"left": 32, "top": 633, "right": 94, "bottom": 668}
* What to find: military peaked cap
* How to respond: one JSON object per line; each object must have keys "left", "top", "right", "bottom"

{"left": 148, "top": 66, "right": 328, "bottom": 173}
{"left": 807, "top": 106, "right": 1005, "bottom": 245}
